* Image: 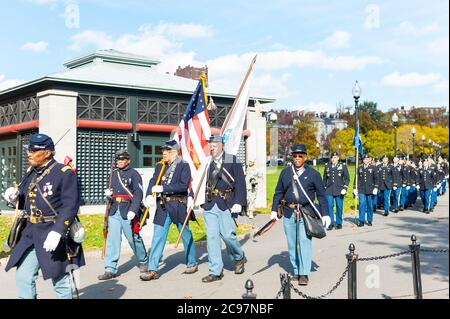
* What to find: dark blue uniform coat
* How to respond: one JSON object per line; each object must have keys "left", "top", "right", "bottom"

{"left": 5, "top": 159, "right": 85, "bottom": 280}
{"left": 271, "top": 164, "right": 329, "bottom": 219}
{"left": 354, "top": 164, "right": 379, "bottom": 195}
{"left": 147, "top": 157, "right": 193, "bottom": 226}
{"left": 110, "top": 166, "right": 143, "bottom": 219}
{"left": 378, "top": 164, "right": 393, "bottom": 190}
{"left": 322, "top": 162, "right": 350, "bottom": 196}
{"left": 202, "top": 153, "right": 247, "bottom": 212}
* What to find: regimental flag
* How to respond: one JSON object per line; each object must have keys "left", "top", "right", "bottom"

{"left": 175, "top": 77, "right": 211, "bottom": 205}
{"left": 353, "top": 120, "right": 364, "bottom": 157}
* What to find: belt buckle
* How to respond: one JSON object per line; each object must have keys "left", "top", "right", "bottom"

{"left": 29, "top": 214, "right": 39, "bottom": 224}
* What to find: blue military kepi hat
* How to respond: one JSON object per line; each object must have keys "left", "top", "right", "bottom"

{"left": 27, "top": 133, "right": 55, "bottom": 151}
{"left": 331, "top": 151, "right": 339, "bottom": 157}
{"left": 291, "top": 144, "right": 307, "bottom": 154}
{"left": 362, "top": 154, "right": 371, "bottom": 159}
{"left": 207, "top": 134, "right": 223, "bottom": 143}
{"left": 115, "top": 149, "right": 130, "bottom": 160}
{"left": 162, "top": 139, "right": 179, "bottom": 150}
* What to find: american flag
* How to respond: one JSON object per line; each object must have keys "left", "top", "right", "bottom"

{"left": 175, "top": 78, "right": 211, "bottom": 204}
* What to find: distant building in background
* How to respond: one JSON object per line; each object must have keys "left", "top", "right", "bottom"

{"left": 175, "top": 65, "right": 208, "bottom": 85}
{"left": 312, "top": 112, "right": 348, "bottom": 143}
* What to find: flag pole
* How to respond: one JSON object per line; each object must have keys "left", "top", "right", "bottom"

{"left": 354, "top": 145, "right": 359, "bottom": 216}
{"left": 220, "top": 55, "right": 257, "bottom": 135}
{"left": 175, "top": 56, "right": 257, "bottom": 247}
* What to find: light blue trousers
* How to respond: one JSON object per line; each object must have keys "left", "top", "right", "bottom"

{"left": 16, "top": 248, "right": 72, "bottom": 299}
{"left": 148, "top": 214, "right": 197, "bottom": 271}
{"left": 203, "top": 204, "right": 244, "bottom": 276}
{"left": 283, "top": 212, "right": 312, "bottom": 276}
{"left": 104, "top": 209, "right": 148, "bottom": 274}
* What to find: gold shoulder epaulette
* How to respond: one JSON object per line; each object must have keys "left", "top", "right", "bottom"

{"left": 27, "top": 166, "right": 32, "bottom": 173}
{"left": 61, "top": 166, "right": 72, "bottom": 172}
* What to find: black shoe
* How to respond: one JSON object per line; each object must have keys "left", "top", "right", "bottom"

{"left": 202, "top": 273, "right": 223, "bottom": 283}
{"left": 399, "top": 206, "right": 404, "bottom": 211}
{"left": 183, "top": 264, "right": 199, "bottom": 274}
{"left": 425, "top": 210, "right": 430, "bottom": 214}
{"left": 97, "top": 271, "right": 116, "bottom": 280}
{"left": 357, "top": 221, "right": 364, "bottom": 227}
{"left": 289, "top": 274, "right": 300, "bottom": 281}
{"left": 140, "top": 270, "right": 160, "bottom": 281}
{"left": 367, "top": 222, "right": 373, "bottom": 226}
{"left": 383, "top": 212, "right": 389, "bottom": 217}
{"left": 327, "top": 224, "right": 334, "bottom": 231}
{"left": 336, "top": 224, "right": 342, "bottom": 230}
{"left": 234, "top": 255, "right": 247, "bottom": 274}
{"left": 298, "top": 275, "right": 309, "bottom": 286}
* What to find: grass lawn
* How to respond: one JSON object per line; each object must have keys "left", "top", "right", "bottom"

{"left": 0, "top": 214, "right": 255, "bottom": 258}
{"left": 264, "top": 163, "right": 358, "bottom": 214}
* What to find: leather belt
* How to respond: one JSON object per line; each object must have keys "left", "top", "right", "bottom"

{"left": 28, "top": 212, "right": 56, "bottom": 224}
{"left": 160, "top": 195, "right": 187, "bottom": 205}
{"left": 113, "top": 197, "right": 131, "bottom": 203}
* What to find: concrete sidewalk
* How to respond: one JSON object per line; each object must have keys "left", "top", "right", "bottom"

{"left": 1, "top": 193, "right": 448, "bottom": 299}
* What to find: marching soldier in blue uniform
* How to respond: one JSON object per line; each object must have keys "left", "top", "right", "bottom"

{"left": 428, "top": 157, "right": 439, "bottom": 210}
{"left": 408, "top": 161, "right": 419, "bottom": 207}
{"left": 353, "top": 154, "right": 378, "bottom": 227}
{"left": 201, "top": 135, "right": 247, "bottom": 283}
{"left": 98, "top": 149, "right": 148, "bottom": 280}
{"left": 322, "top": 152, "right": 349, "bottom": 230}
{"left": 140, "top": 140, "right": 198, "bottom": 281}
{"left": 417, "top": 157, "right": 436, "bottom": 214}
{"left": 399, "top": 156, "right": 411, "bottom": 211}
{"left": 371, "top": 157, "right": 379, "bottom": 213}
{"left": 270, "top": 144, "right": 330, "bottom": 286}
{"left": 3, "top": 133, "right": 84, "bottom": 299}
{"left": 378, "top": 155, "right": 393, "bottom": 216}
{"left": 391, "top": 155, "right": 403, "bottom": 213}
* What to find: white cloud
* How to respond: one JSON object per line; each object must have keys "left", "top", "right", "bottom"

{"left": 145, "top": 22, "right": 214, "bottom": 39}
{"left": 21, "top": 41, "right": 48, "bottom": 53}
{"left": 29, "top": 0, "right": 60, "bottom": 5}
{"left": 382, "top": 72, "right": 441, "bottom": 87}
{"left": 433, "top": 79, "right": 449, "bottom": 94}
{"left": 321, "top": 31, "right": 351, "bottom": 49}
{"left": 0, "top": 75, "right": 25, "bottom": 91}
{"left": 428, "top": 36, "right": 449, "bottom": 55}
{"left": 397, "top": 21, "right": 440, "bottom": 36}
{"left": 297, "top": 102, "right": 337, "bottom": 114}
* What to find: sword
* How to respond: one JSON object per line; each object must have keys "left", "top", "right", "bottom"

{"left": 253, "top": 219, "right": 277, "bottom": 238}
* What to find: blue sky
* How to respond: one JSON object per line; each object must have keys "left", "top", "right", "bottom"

{"left": 0, "top": 0, "right": 448, "bottom": 113}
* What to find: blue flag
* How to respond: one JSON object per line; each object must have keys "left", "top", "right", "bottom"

{"left": 353, "top": 121, "right": 364, "bottom": 157}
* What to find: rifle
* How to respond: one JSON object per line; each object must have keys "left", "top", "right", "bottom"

{"left": 101, "top": 154, "right": 115, "bottom": 259}
{"left": 139, "top": 160, "right": 166, "bottom": 229}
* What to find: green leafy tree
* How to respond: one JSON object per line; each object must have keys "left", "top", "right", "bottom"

{"left": 358, "top": 101, "right": 383, "bottom": 123}
{"left": 293, "top": 118, "right": 319, "bottom": 158}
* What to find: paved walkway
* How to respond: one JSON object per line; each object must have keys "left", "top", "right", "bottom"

{"left": 1, "top": 193, "right": 448, "bottom": 299}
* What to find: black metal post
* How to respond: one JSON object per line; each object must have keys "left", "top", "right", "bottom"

{"left": 242, "top": 279, "right": 257, "bottom": 299}
{"left": 394, "top": 124, "right": 397, "bottom": 155}
{"left": 409, "top": 235, "right": 423, "bottom": 299}
{"left": 346, "top": 244, "right": 358, "bottom": 299}
{"left": 346, "top": 243, "right": 358, "bottom": 299}
{"left": 282, "top": 274, "right": 291, "bottom": 299}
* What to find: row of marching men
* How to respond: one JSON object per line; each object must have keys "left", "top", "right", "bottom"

{"left": 323, "top": 151, "right": 449, "bottom": 230}
{"left": 2, "top": 133, "right": 249, "bottom": 298}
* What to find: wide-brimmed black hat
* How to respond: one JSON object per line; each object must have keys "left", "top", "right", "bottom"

{"left": 291, "top": 144, "right": 307, "bottom": 154}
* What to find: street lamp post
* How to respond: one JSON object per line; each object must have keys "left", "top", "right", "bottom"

{"left": 392, "top": 113, "right": 399, "bottom": 155}
{"left": 411, "top": 127, "right": 416, "bottom": 162}
{"left": 421, "top": 135, "right": 425, "bottom": 156}
{"left": 352, "top": 81, "right": 361, "bottom": 216}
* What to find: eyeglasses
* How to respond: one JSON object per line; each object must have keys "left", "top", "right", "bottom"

{"left": 292, "top": 154, "right": 305, "bottom": 158}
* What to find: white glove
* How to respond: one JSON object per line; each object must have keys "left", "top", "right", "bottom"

{"left": 416, "top": 185, "right": 420, "bottom": 190}
{"left": 3, "top": 187, "right": 19, "bottom": 204}
{"left": 412, "top": 184, "right": 416, "bottom": 188}
{"left": 151, "top": 185, "right": 163, "bottom": 193}
{"left": 433, "top": 187, "right": 438, "bottom": 192}
{"left": 437, "top": 183, "right": 441, "bottom": 188}
{"left": 322, "top": 216, "right": 331, "bottom": 229}
{"left": 353, "top": 189, "right": 358, "bottom": 196}
{"left": 187, "top": 196, "right": 194, "bottom": 212}
{"left": 393, "top": 186, "right": 397, "bottom": 191}
{"left": 145, "top": 195, "right": 156, "bottom": 208}
{"left": 402, "top": 184, "right": 406, "bottom": 187}
{"left": 372, "top": 188, "right": 378, "bottom": 195}
{"left": 270, "top": 211, "right": 279, "bottom": 221}
{"left": 406, "top": 186, "right": 410, "bottom": 190}
{"left": 104, "top": 188, "right": 113, "bottom": 197}
{"left": 127, "top": 211, "right": 136, "bottom": 220}
{"left": 231, "top": 204, "right": 242, "bottom": 213}
{"left": 340, "top": 189, "right": 347, "bottom": 195}
{"left": 446, "top": 175, "right": 449, "bottom": 179}
{"left": 43, "top": 231, "right": 61, "bottom": 252}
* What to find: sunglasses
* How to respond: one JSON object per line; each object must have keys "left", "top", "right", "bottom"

{"left": 292, "top": 154, "right": 305, "bottom": 158}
